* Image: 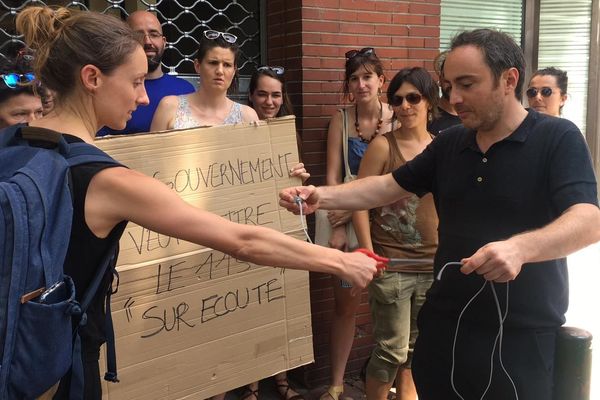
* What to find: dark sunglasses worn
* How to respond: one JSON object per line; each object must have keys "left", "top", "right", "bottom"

{"left": 345, "top": 47, "right": 375, "bottom": 59}
{"left": 1, "top": 73, "right": 35, "bottom": 89}
{"left": 390, "top": 92, "right": 422, "bottom": 107}
{"left": 204, "top": 30, "right": 237, "bottom": 44}
{"left": 526, "top": 87, "right": 554, "bottom": 98}
{"left": 257, "top": 65, "right": 285, "bottom": 76}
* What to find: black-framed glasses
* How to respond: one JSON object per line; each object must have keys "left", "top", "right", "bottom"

{"left": 345, "top": 47, "right": 375, "bottom": 59}
{"left": 204, "top": 30, "right": 238, "bottom": 44}
{"left": 390, "top": 93, "right": 422, "bottom": 107}
{"left": 526, "top": 87, "right": 554, "bottom": 98}
{"left": 1, "top": 73, "right": 35, "bottom": 89}
{"left": 257, "top": 65, "right": 285, "bottom": 76}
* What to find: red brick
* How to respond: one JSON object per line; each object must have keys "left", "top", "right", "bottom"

{"left": 304, "top": 7, "right": 336, "bottom": 20}
{"left": 302, "top": 130, "right": 327, "bottom": 142}
{"left": 304, "top": 93, "right": 340, "bottom": 105}
{"left": 409, "top": 48, "right": 440, "bottom": 60}
{"left": 304, "top": 20, "right": 341, "bottom": 33}
{"left": 302, "top": 45, "right": 344, "bottom": 57}
{"left": 323, "top": 81, "right": 344, "bottom": 93}
{"left": 409, "top": 2, "right": 439, "bottom": 15}
{"left": 339, "top": 9, "right": 359, "bottom": 21}
{"left": 376, "top": 47, "right": 409, "bottom": 59}
{"left": 408, "top": 25, "right": 438, "bottom": 38}
{"left": 322, "top": 104, "right": 341, "bottom": 116}
{"left": 375, "top": 24, "right": 409, "bottom": 36}
{"left": 303, "top": 57, "right": 321, "bottom": 68}
{"left": 318, "top": 33, "right": 359, "bottom": 46}
{"left": 392, "top": 36, "right": 425, "bottom": 48}
{"left": 425, "top": 37, "right": 440, "bottom": 49}
{"left": 360, "top": 11, "right": 392, "bottom": 24}
{"left": 299, "top": 141, "right": 325, "bottom": 153}
{"left": 375, "top": 1, "right": 409, "bottom": 12}
{"left": 301, "top": 32, "right": 322, "bottom": 44}
{"left": 302, "top": 81, "right": 322, "bottom": 92}
{"left": 393, "top": 13, "right": 425, "bottom": 25}
{"left": 339, "top": 22, "right": 376, "bottom": 35}
{"left": 304, "top": 70, "right": 344, "bottom": 81}
{"left": 319, "top": 57, "right": 345, "bottom": 69}
{"left": 339, "top": 0, "right": 377, "bottom": 10}
{"left": 425, "top": 15, "right": 441, "bottom": 26}
{"left": 302, "top": 0, "right": 340, "bottom": 7}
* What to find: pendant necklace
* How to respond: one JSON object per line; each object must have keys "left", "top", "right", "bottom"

{"left": 355, "top": 99, "right": 383, "bottom": 143}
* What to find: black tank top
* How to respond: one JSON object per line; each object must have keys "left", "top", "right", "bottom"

{"left": 63, "top": 135, "right": 127, "bottom": 352}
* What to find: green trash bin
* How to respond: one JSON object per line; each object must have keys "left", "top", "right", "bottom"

{"left": 553, "top": 326, "right": 593, "bottom": 400}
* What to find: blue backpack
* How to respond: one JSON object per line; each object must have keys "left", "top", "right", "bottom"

{"left": 0, "top": 125, "right": 121, "bottom": 399}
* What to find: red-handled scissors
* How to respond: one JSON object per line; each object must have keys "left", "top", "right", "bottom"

{"left": 355, "top": 248, "right": 434, "bottom": 271}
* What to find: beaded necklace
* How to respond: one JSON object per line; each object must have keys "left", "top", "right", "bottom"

{"left": 355, "top": 99, "right": 383, "bottom": 143}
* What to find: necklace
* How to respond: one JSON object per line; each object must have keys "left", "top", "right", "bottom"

{"left": 355, "top": 99, "right": 383, "bottom": 143}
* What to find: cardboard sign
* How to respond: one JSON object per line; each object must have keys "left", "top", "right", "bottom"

{"left": 95, "top": 117, "right": 313, "bottom": 400}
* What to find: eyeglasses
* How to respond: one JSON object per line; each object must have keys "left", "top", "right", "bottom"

{"left": 1, "top": 73, "right": 36, "bottom": 88}
{"left": 140, "top": 31, "right": 163, "bottom": 40}
{"left": 345, "top": 47, "right": 375, "bottom": 59}
{"left": 390, "top": 93, "right": 422, "bottom": 107}
{"left": 204, "top": 30, "right": 238, "bottom": 44}
{"left": 526, "top": 87, "right": 554, "bottom": 98}
{"left": 257, "top": 65, "right": 285, "bottom": 75}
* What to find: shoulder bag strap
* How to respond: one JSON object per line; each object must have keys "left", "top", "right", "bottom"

{"left": 341, "top": 109, "right": 353, "bottom": 181}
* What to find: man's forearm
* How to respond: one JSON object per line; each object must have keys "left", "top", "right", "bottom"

{"left": 318, "top": 174, "right": 408, "bottom": 211}
{"left": 511, "top": 203, "right": 600, "bottom": 263}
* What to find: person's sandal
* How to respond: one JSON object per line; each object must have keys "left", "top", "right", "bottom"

{"left": 319, "top": 385, "right": 344, "bottom": 400}
{"left": 275, "top": 378, "right": 304, "bottom": 400}
{"left": 240, "top": 386, "right": 259, "bottom": 400}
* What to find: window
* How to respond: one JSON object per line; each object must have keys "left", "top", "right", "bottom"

{"left": 537, "top": 0, "right": 593, "bottom": 133}
{"left": 440, "top": 0, "right": 523, "bottom": 49}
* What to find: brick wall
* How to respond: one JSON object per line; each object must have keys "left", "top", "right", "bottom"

{"left": 266, "top": 0, "right": 440, "bottom": 386}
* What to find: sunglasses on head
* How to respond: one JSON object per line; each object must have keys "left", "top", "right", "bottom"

{"left": 390, "top": 93, "right": 422, "bottom": 107}
{"left": 1, "top": 73, "right": 35, "bottom": 88}
{"left": 257, "top": 65, "right": 285, "bottom": 76}
{"left": 526, "top": 87, "right": 554, "bottom": 98}
{"left": 204, "top": 30, "right": 238, "bottom": 44}
{"left": 345, "top": 47, "right": 375, "bottom": 59}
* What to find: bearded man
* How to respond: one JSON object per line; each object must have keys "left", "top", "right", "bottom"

{"left": 97, "top": 10, "right": 194, "bottom": 136}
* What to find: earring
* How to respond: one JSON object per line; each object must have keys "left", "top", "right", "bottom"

{"left": 378, "top": 88, "right": 382, "bottom": 96}
{"left": 348, "top": 93, "right": 355, "bottom": 103}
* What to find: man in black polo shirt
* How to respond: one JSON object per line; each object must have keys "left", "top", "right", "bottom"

{"left": 280, "top": 29, "right": 600, "bottom": 400}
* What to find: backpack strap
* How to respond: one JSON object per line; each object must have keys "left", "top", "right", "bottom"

{"left": 69, "top": 238, "right": 121, "bottom": 398}
{"left": 66, "top": 141, "right": 120, "bottom": 167}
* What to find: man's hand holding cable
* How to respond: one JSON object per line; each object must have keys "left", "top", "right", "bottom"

{"left": 460, "top": 239, "right": 525, "bottom": 282}
{"left": 279, "top": 185, "right": 319, "bottom": 214}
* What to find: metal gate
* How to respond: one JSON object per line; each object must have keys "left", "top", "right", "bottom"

{"left": 0, "top": 0, "right": 263, "bottom": 93}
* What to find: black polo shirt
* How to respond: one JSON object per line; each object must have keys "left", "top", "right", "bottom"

{"left": 392, "top": 109, "right": 598, "bottom": 328}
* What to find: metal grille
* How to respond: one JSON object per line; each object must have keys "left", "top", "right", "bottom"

{"left": 0, "top": 0, "right": 262, "bottom": 89}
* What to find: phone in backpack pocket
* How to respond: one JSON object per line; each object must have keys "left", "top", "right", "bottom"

{"left": 39, "top": 280, "right": 67, "bottom": 304}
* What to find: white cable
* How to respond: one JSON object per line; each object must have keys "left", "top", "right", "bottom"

{"left": 438, "top": 262, "right": 518, "bottom": 400}
{"left": 295, "top": 196, "right": 313, "bottom": 244}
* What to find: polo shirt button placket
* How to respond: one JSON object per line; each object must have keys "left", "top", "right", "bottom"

{"left": 477, "top": 156, "right": 487, "bottom": 183}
